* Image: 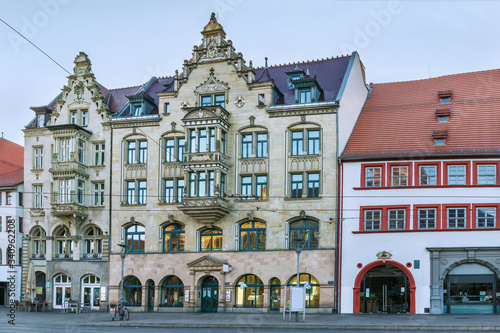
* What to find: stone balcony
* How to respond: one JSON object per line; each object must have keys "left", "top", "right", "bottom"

{"left": 49, "top": 157, "right": 88, "bottom": 177}
{"left": 51, "top": 202, "right": 88, "bottom": 218}
{"left": 183, "top": 151, "right": 231, "bottom": 168}
{"left": 178, "top": 197, "right": 230, "bottom": 224}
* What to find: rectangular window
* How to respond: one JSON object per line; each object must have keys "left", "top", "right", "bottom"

{"left": 189, "top": 129, "right": 196, "bottom": 153}
{"left": 477, "top": 207, "right": 496, "bottom": 228}
{"left": 307, "top": 173, "right": 320, "bottom": 198}
{"left": 242, "top": 134, "right": 252, "bottom": 158}
{"left": 198, "top": 129, "right": 207, "bottom": 153}
{"left": 178, "top": 138, "right": 185, "bottom": 162}
{"left": 19, "top": 192, "right": 23, "bottom": 207}
{"left": 447, "top": 208, "right": 466, "bottom": 228}
{"left": 392, "top": 166, "right": 408, "bottom": 186}
{"left": 220, "top": 174, "right": 226, "bottom": 199}
{"left": 164, "top": 179, "right": 174, "bottom": 203}
{"left": 365, "top": 167, "right": 382, "bottom": 187}
{"left": 138, "top": 181, "right": 147, "bottom": 204}
{"left": 307, "top": 130, "right": 320, "bottom": 155}
{"left": 438, "top": 116, "right": 448, "bottom": 123}
{"left": 6, "top": 192, "right": 12, "bottom": 205}
{"left": 70, "top": 111, "right": 78, "bottom": 124}
{"left": 447, "top": 165, "right": 466, "bottom": 185}
{"left": 208, "top": 171, "right": 215, "bottom": 197}
{"left": 201, "top": 96, "right": 211, "bottom": 106}
{"left": 221, "top": 132, "right": 226, "bottom": 155}
{"left": 60, "top": 138, "right": 72, "bottom": 162}
{"left": 291, "top": 174, "right": 303, "bottom": 198}
{"left": 127, "top": 141, "right": 136, "bottom": 164}
{"left": 418, "top": 208, "right": 436, "bottom": 229}
{"left": 37, "top": 114, "right": 45, "bottom": 128}
{"left": 165, "top": 139, "right": 175, "bottom": 162}
{"left": 132, "top": 104, "right": 142, "bottom": 116}
{"left": 214, "top": 94, "right": 225, "bottom": 108}
{"left": 34, "top": 147, "right": 44, "bottom": 169}
{"left": 365, "top": 210, "right": 381, "bottom": 230}
{"left": 419, "top": 165, "right": 437, "bottom": 185}
{"left": 138, "top": 141, "right": 147, "bottom": 163}
{"left": 34, "top": 186, "right": 43, "bottom": 208}
{"left": 197, "top": 172, "right": 206, "bottom": 197}
{"left": 81, "top": 110, "right": 88, "bottom": 126}
{"left": 188, "top": 173, "right": 196, "bottom": 197}
{"left": 256, "top": 175, "right": 267, "bottom": 200}
{"left": 256, "top": 133, "right": 268, "bottom": 158}
{"left": 93, "top": 143, "right": 105, "bottom": 166}
{"left": 388, "top": 209, "right": 405, "bottom": 230}
{"left": 435, "top": 138, "right": 446, "bottom": 145}
{"left": 19, "top": 217, "right": 23, "bottom": 233}
{"left": 0, "top": 217, "right": 2, "bottom": 231}
{"left": 77, "top": 139, "right": 85, "bottom": 163}
{"left": 59, "top": 179, "right": 71, "bottom": 203}
{"left": 241, "top": 176, "right": 252, "bottom": 200}
{"left": 477, "top": 165, "right": 496, "bottom": 185}
{"left": 291, "top": 131, "right": 303, "bottom": 156}
{"left": 299, "top": 89, "right": 311, "bottom": 103}
{"left": 93, "top": 183, "right": 104, "bottom": 206}
{"left": 77, "top": 180, "right": 85, "bottom": 205}
{"left": 164, "top": 102, "right": 170, "bottom": 114}
{"left": 209, "top": 128, "right": 216, "bottom": 152}
{"left": 176, "top": 179, "right": 184, "bottom": 203}
{"left": 126, "top": 181, "right": 135, "bottom": 205}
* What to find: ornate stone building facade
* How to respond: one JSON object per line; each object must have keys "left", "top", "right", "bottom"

{"left": 23, "top": 14, "right": 368, "bottom": 312}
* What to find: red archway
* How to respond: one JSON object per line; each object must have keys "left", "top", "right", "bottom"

{"left": 353, "top": 260, "right": 416, "bottom": 313}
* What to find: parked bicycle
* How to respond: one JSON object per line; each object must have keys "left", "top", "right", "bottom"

{"left": 111, "top": 300, "right": 129, "bottom": 321}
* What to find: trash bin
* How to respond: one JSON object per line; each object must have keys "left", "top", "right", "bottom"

{"left": 110, "top": 304, "right": 117, "bottom": 321}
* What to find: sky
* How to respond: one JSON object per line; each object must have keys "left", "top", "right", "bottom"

{"left": 1, "top": 0, "right": 499, "bottom": 146}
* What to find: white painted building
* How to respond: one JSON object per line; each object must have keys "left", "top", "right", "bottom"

{"left": 338, "top": 69, "right": 500, "bottom": 314}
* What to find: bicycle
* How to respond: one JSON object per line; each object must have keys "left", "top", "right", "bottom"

{"left": 116, "top": 300, "right": 129, "bottom": 321}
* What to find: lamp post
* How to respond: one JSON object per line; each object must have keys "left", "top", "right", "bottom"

{"left": 117, "top": 243, "right": 129, "bottom": 306}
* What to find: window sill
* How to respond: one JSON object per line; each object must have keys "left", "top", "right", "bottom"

{"left": 354, "top": 184, "right": 500, "bottom": 190}
{"left": 120, "top": 203, "right": 147, "bottom": 207}
{"left": 89, "top": 165, "right": 105, "bottom": 168}
{"left": 354, "top": 228, "right": 500, "bottom": 234}
{"left": 284, "top": 197, "right": 321, "bottom": 201}
{"left": 158, "top": 202, "right": 183, "bottom": 206}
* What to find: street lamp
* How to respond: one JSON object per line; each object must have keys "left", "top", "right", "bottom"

{"left": 117, "top": 243, "right": 129, "bottom": 305}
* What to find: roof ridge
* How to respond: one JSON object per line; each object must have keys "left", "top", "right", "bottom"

{"left": 108, "top": 84, "right": 143, "bottom": 91}
{"left": 373, "top": 67, "right": 500, "bottom": 86}
{"left": 253, "top": 54, "right": 350, "bottom": 70}
{"left": 0, "top": 138, "right": 24, "bottom": 149}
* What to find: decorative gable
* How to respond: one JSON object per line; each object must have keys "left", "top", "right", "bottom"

{"left": 195, "top": 68, "right": 229, "bottom": 95}
{"left": 187, "top": 255, "right": 227, "bottom": 270}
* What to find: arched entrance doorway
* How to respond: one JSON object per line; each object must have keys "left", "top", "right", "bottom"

{"left": 354, "top": 260, "right": 416, "bottom": 313}
{"left": 53, "top": 274, "right": 71, "bottom": 310}
{"left": 201, "top": 276, "right": 218, "bottom": 312}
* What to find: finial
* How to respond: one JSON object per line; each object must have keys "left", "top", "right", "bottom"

{"left": 249, "top": 60, "right": 253, "bottom": 68}
{"left": 294, "top": 64, "right": 299, "bottom": 71}
{"left": 306, "top": 66, "right": 310, "bottom": 76}
{"left": 265, "top": 57, "right": 268, "bottom": 69}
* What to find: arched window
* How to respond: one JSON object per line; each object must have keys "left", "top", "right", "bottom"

{"left": 239, "top": 221, "right": 266, "bottom": 251}
{"left": 31, "top": 227, "right": 46, "bottom": 259}
{"left": 200, "top": 228, "right": 222, "bottom": 252}
{"left": 54, "top": 226, "right": 72, "bottom": 258}
{"left": 83, "top": 226, "right": 103, "bottom": 258}
{"left": 287, "top": 273, "right": 320, "bottom": 308}
{"left": 235, "top": 275, "right": 264, "bottom": 308}
{"left": 125, "top": 224, "right": 145, "bottom": 253}
{"left": 160, "top": 276, "right": 184, "bottom": 307}
{"left": 123, "top": 276, "right": 142, "bottom": 306}
{"left": 163, "top": 223, "right": 185, "bottom": 252}
{"left": 289, "top": 219, "right": 319, "bottom": 249}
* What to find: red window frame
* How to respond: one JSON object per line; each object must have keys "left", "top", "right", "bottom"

{"left": 387, "top": 162, "right": 412, "bottom": 187}
{"left": 443, "top": 161, "right": 471, "bottom": 186}
{"left": 413, "top": 204, "right": 442, "bottom": 230}
{"left": 472, "top": 203, "right": 500, "bottom": 229}
{"left": 443, "top": 204, "right": 471, "bottom": 229}
{"left": 414, "top": 162, "right": 441, "bottom": 186}
{"left": 359, "top": 205, "right": 410, "bottom": 231}
{"left": 361, "top": 163, "right": 386, "bottom": 188}
{"left": 472, "top": 161, "right": 500, "bottom": 185}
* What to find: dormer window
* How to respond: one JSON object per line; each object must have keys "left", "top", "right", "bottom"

{"left": 435, "top": 108, "right": 450, "bottom": 123}
{"left": 432, "top": 130, "right": 448, "bottom": 145}
{"left": 132, "top": 104, "right": 143, "bottom": 116}
{"left": 438, "top": 90, "right": 452, "bottom": 104}
{"left": 289, "top": 74, "right": 303, "bottom": 88}
{"left": 299, "top": 89, "right": 312, "bottom": 103}
{"left": 435, "top": 138, "right": 446, "bottom": 145}
{"left": 37, "top": 115, "right": 45, "bottom": 128}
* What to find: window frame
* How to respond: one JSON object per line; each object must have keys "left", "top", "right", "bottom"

{"left": 93, "top": 182, "right": 105, "bottom": 206}
{"left": 239, "top": 221, "right": 266, "bottom": 251}
{"left": 125, "top": 224, "right": 145, "bottom": 253}
{"left": 163, "top": 223, "right": 185, "bottom": 252}
{"left": 472, "top": 204, "right": 499, "bottom": 229}
{"left": 33, "top": 146, "right": 44, "bottom": 170}
{"left": 126, "top": 139, "right": 147, "bottom": 164}
{"left": 307, "top": 173, "right": 320, "bottom": 198}
{"left": 387, "top": 163, "right": 412, "bottom": 187}
{"left": 361, "top": 164, "right": 385, "bottom": 188}
{"left": 413, "top": 205, "right": 441, "bottom": 230}
{"left": 93, "top": 143, "right": 105, "bottom": 166}
{"left": 160, "top": 276, "right": 184, "bottom": 307}
{"left": 290, "top": 173, "right": 303, "bottom": 199}
{"left": 288, "top": 218, "right": 319, "bottom": 250}
{"left": 415, "top": 162, "right": 441, "bottom": 186}
{"left": 443, "top": 162, "right": 470, "bottom": 186}
{"left": 445, "top": 205, "right": 470, "bottom": 229}
{"left": 200, "top": 228, "right": 223, "bottom": 252}
{"left": 473, "top": 161, "right": 499, "bottom": 185}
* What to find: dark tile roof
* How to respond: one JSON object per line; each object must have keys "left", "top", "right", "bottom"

{"left": 342, "top": 68, "right": 500, "bottom": 159}
{"left": 253, "top": 56, "right": 351, "bottom": 104}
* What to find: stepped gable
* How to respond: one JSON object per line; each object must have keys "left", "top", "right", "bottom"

{"left": 342, "top": 68, "right": 500, "bottom": 158}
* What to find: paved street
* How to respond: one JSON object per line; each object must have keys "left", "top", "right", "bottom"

{"left": 2, "top": 307, "right": 500, "bottom": 332}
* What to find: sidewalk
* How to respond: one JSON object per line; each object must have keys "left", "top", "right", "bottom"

{"left": 7, "top": 309, "right": 500, "bottom": 331}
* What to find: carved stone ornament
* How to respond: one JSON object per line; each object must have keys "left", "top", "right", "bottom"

{"left": 180, "top": 101, "right": 190, "bottom": 108}
{"left": 234, "top": 96, "right": 245, "bottom": 108}
{"left": 376, "top": 251, "right": 392, "bottom": 262}
{"left": 195, "top": 68, "right": 228, "bottom": 94}
{"left": 186, "top": 110, "right": 215, "bottom": 119}
{"left": 202, "top": 259, "right": 214, "bottom": 266}
{"left": 74, "top": 81, "right": 85, "bottom": 100}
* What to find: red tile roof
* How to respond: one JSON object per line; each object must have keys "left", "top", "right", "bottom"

{"left": 342, "top": 69, "right": 500, "bottom": 159}
{"left": 0, "top": 138, "right": 24, "bottom": 172}
{"left": 0, "top": 168, "right": 23, "bottom": 187}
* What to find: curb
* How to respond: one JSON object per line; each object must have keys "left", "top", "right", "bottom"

{"left": 88, "top": 322, "right": 500, "bottom": 331}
